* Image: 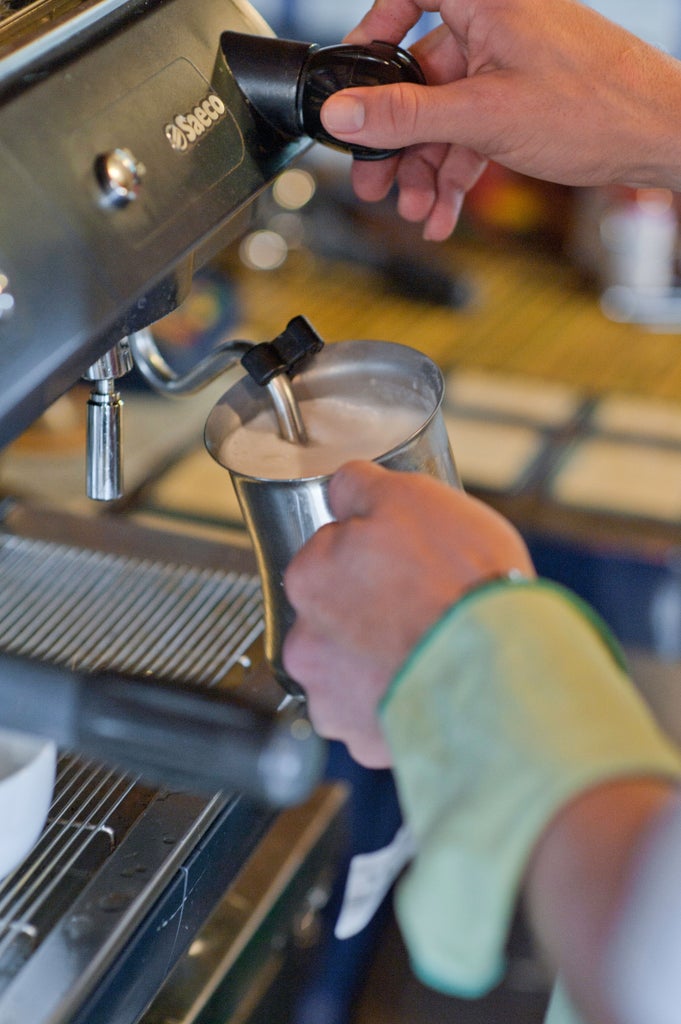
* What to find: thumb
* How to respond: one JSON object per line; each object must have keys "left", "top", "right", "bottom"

{"left": 327, "top": 461, "right": 390, "bottom": 521}
{"left": 321, "top": 80, "right": 477, "bottom": 151}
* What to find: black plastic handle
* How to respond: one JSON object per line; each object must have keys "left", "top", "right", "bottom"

{"left": 240, "top": 315, "right": 324, "bottom": 386}
{"left": 0, "top": 652, "right": 326, "bottom": 806}
{"left": 299, "top": 40, "right": 425, "bottom": 159}
{"left": 222, "top": 32, "right": 425, "bottom": 160}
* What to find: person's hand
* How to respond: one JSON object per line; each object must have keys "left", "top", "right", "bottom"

{"left": 282, "top": 460, "right": 535, "bottom": 766}
{"left": 321, "top": 0, "right": 681, "bottom": 240}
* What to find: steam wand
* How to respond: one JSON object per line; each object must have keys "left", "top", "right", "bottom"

{"left": 129, "top": 314, "right": 323, "bottom": 444}
{"left": 265, "top": 375, "right": 308, "bottom": 445}
{"left": 128, "top": 327, "right": 252, "bottom": 396}
{"left": 82, "top": 317, "right": 322, "bottom": 504}
{"left": 239, "top": 314, "right": 325, "bottom": 444}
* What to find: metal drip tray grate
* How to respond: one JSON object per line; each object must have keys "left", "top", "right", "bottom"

{"left": 0, "top": 755, "right": 138, "bottom": 991}
{"left": 0, "top": 531, "right": 264, "bottom": 684}
{"left": 0, "top": 526, "right": 272, "bottom": 1022}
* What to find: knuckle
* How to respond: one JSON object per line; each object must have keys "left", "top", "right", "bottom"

{"left": 385, "top": 81, "right": 423, "bottom": 140}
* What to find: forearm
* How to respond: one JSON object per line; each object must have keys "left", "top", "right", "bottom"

{"left": 524, "top": 777, "right": 678, "bottom": 1024}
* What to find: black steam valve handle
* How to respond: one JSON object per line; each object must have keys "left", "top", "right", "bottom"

{"left": 221, "top": 32, "right": 425, "bottom": 160}
{"left": 240, "top": 315, "right": 325, "bottom": 386}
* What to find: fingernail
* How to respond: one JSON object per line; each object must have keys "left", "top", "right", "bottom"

{"left": 322, "top": 94, "right": 366, "bottom": 134}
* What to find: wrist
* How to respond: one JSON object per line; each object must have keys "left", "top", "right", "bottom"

{"left": 613, "top": 50, "right": 681, "bottom": 191}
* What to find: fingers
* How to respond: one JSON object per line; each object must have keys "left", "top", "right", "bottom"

{"left": 351, "top": 154, "right": 400, "bottom": 203}
{"left": 395, "top": 143, "right": 447, "bottom": 222}
{"left": 321, "top": 82, "right": 442, "bottom": 151}
{"left": 352, "top": 141, "right": 486, "bottom": 241}
{"left": 320, "top": 78, "right": 493, "bottom": 239}
{"left": 346, "top": 10, "right": 466, "bottom": 83}
{"left": 283, "top": 519, "right": 343, "bottom": 621}
{"left": 321, "top": 74, "right": 505, "bottom": 153}
{"left": 282, "top": 624, "right": 394, "bottom": 768}
{"left": 283, "top": 463, "right": 390, "bottom": 623}
{"left": 343, "top": 0, "right": 431, "bottom": 47}
{"left": 420, "top": 183, "right": 465, "bottom": 242}
{"left": 395, "top": 142, "right": 486, "bottom": 239}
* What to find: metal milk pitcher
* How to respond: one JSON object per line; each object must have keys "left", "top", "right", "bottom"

{"left": 205, "top": 337, "right": 460, "bottom": 696}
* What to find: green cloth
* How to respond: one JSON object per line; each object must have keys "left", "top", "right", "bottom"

{"left": 379, "top": 579, "right": 681, "bottom": 999}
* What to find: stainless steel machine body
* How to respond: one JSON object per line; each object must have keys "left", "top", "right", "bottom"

{"left": 0, "top": 0, "right": 307, "bottom": 446}
{"left": 0, "top": 2, "right": 346, "bottom": 1019}
{"left": 0, "top": 503, "right": 343, "bottom": 1024}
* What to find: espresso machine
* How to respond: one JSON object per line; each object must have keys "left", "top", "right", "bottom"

{"left": 0, "top": 1, "right": 425, "bottom": 1019}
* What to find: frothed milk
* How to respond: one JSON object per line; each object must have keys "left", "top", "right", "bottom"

{"left": 219, "top": 394, "right": 427, "bottom": 479}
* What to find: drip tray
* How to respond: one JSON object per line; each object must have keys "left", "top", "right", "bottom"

{"left": 0, "top": 503, "right": 296, "bottom": 1024}
{"left": 0, "top": 756, "right": 142, "bottom": 989}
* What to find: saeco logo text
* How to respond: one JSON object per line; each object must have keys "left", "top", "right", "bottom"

{"left": 164, "top": 93, "right": 226, "bottom": 152}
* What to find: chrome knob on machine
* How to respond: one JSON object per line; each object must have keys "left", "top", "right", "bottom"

{"left": 94, "top": 147, "right": 146, "bottom": 207}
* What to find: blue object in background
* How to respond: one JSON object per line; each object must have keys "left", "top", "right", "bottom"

{"left": 586, "top": 0, "right": 681, "bottom": 56}
{"left": 527, "top": 529, "right": 681, "bottom": 660}
{"left": 293, "top": 743, "right": 403, "bottom": 1024}
{"left": 123, "top": 267, "right": 241, "bottom": 391}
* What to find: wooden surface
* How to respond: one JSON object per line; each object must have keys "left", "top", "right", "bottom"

{"left": 225, "top": 233, "right": 681, "bottom": 400}
{"left": 217, "top": 224, "right": 681, "bottom": 560}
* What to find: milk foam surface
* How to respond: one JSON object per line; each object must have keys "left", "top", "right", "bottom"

{"left": 219, "top": 395, "right": 426, "bottom": 479}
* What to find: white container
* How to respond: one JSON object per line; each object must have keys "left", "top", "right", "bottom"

{"left": 0, "top": 730, "right": 56, "bottom": 879}
{"left": 600, "top": 191, "right": 678, "bottom": 292}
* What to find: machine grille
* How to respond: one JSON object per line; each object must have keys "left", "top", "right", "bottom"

{"left": 0, "top": 529, "right": 265, "bottom": 1002}
{"left": 0, "top": 531, "right": 263, "bottom": 684}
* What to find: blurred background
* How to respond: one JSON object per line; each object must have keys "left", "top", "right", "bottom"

{"left": 4, "top": 2, "right": 681, "bottom": 1022}
{"left": 250, "top": 0, "right": 681, "bottom": 52}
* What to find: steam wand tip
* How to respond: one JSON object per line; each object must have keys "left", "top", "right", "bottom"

{"left": 240, "top": 315, "right": 325, "bottom": 444}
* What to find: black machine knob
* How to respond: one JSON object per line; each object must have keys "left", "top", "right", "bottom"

{"left": 221, "top": 32, "right": 425, "bottom": 160}
{"left": 298, "top": 41, "right": 425, "bottom": 159}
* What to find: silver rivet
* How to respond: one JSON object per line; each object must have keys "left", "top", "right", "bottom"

{"left": 95, "top": 148, "right": 146, "bottom": 207}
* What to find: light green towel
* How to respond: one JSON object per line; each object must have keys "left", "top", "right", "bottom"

{"left": 380, "top": 580, "right": 681, "bottom": 997}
